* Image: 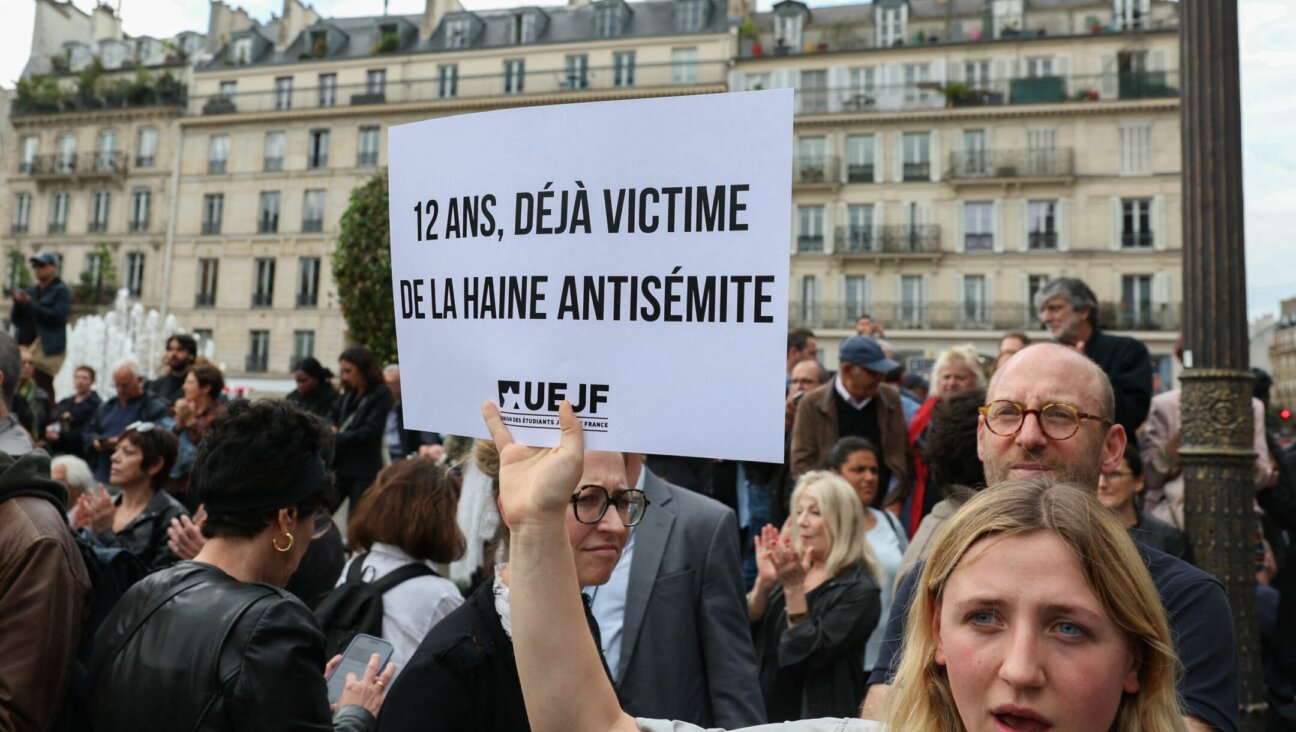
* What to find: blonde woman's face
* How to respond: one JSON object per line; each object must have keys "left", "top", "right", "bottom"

{"left": 793, "top": 496, "right": 831, "bottom": 560}
{"left": 934, "top": 532, "right": 1139, "bottom": 732}
{"left": 939, "top": 363, "right": 977, "bottom": 395}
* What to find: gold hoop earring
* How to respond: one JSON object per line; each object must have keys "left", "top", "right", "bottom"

{"left": 273, "top": 532, "right": 294, "bottom": 553}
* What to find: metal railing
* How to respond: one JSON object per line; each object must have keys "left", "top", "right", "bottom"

{"left": 788, "top": 301, "right": 1181, "bottom": 332}
{"left": 950, "top": 149, "right": 1074, "bottom": 179}
{"left": 11, "top": 223, "right": 28, "bottom": 235}
{"left": 21, "top": 152, "right": 127, "bottom": 176}
{"left": 1028, "top": 231, "right": 1058, "bottom": 249}
{"left": 302, "top": 219, "right": 324, "bottom": 233}
{"left": 903, "top": 162, "right": 931, "bottom": 181}
{"left": 296, "top": 292, "right": 318, "bottom": 308}
{"left": 797, "top": 235, "right": 825, "bottom": 253}
{"left": 779, "top": 71, "right": 1178, "bottom": 116}
{"left": 1121, "top": 231, "right": 1153, "bottom": 248}
{"left": 129, "top": 218, "right": 149, "bottom": 232}
{"left": 191, "top": 61, "right": 727, "bottom": 115}
{"left": 195, "top": 292, "right": 216, "bottom": 307}
{"left": 251, "top": 292, "right": 274, "bottom": 308}
{"left": 830, "top": 225, "right": 942, "bottom": 253}
{"left": 794, "top": 155, "right": 840, "bottom": 185}
{"left": 245, "top": 353, "right": 269, "bottom": 373}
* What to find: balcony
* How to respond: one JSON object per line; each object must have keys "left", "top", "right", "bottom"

{"left": 187, "top": 61, "right": 728, "bottom": 116}
{"left": 964, "top": 233, "right": 994, "bottom": 251}
{"left": 208, "top": 159, "right": 227, "bottom": 175}
{"left": 48, "top": 222, "right": 66, "bottom": 234}
{"left": 845, "top": 163, "right": 874, "bottom": 184}
{"left": 836, "top": 226, "right": 874, "bottom": 253}
{"left": 1121, "top": 231, "right": 1154, "bottom": 248}
{"left": 23, "top": 152, "right": 127, "bottom": 180}
{"left": 949, "top": 149, "right": 1074, "bottom": 182}
{"left": 195, "top": 293, "right": 216, "bottom": 308}
{"left": 902, "top": 162, "right": 931, "bottom": 182}
{"left": 201, "top": 221, "right": 221, "bottom": 235}
{"left": 357, "top": 152, "right": 379, "bottom": 167}
{"left": 245, "top": 353, "right": 269, "bottom": 373}
{"left": 787, "top": 300, "right": 1182, "bottom": 332}
{"left": 796, "top": 235, "right": 825, "bottom": 253}
{"left": 777, "top": 71, "right": 1178, "bottom": 116}
{"left": 87, "top": 221, "right": 108, "bottom": 233}
{"left": 302, "top": 219, "right": 324, "bottom": 233}
{"left": 251, "top": 292, "right": 274, "bottom": 308}
{"left": 833, "top": 225, "right": 942, "bottom": 255}
{"left": 11, "top": 74, "right": 186, "bottom": 117}
{"left": 129, "top": 218, "right": 149, "bottom": 233}
{"left": 793, "top": 155, "right": 839, "bottom": 187}
{"left": 296, "top": 292, "right": 318, "bottom": 308}
{"left": 11, "top": 223, "right": 28, "bottom": 235}
{"left": 1028, "top": 231, "right": 1058, "bottom": 250}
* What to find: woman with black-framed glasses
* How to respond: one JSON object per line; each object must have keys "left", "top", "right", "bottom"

{"left": 72, "top": 420, "right": 188, "bottom": 571}
{"left": 378, "top": 444, "right": 638, "bottom": 732}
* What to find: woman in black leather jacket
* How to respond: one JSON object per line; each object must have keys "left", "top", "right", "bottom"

{"left": 332, "top": 346, "right": 393, "bottom": 511}
{"left": 89, "top": 400, "right": 394, "bottom": 731}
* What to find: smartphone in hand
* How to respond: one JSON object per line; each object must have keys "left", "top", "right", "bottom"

{"left": 326, "top": 634, "right": 394, "bottom": 705}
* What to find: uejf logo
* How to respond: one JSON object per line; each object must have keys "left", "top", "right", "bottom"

{"left": 497, "top": 380, "right": 611, "bottom": 432}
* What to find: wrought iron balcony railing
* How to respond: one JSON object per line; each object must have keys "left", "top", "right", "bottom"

{"left": 830, "top": 225, "right": 942, "bottom": 254}
{"left": 950, "top": 149, "right": 1074, "bottom": 179}
{"left": 787, "top": 301, "right": 1181, "bottom": 332}
{"left": 22, "top": 151, "right": 127, "bottom": 176}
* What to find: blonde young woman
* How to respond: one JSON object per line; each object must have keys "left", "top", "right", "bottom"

{"left": 480, "top": 402, "right": 1186, "bottom": 732}
{"left": 748, "top": 471, "right": 882, "bottom": 721}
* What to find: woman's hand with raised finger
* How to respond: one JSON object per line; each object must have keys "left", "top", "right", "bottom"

{"left": 482, "top": 400, "right": 584, "bottom": 530}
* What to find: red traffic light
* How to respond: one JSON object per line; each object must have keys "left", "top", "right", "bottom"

{"left": 1282, "top": 408, "right": 1294, "bottom": 420}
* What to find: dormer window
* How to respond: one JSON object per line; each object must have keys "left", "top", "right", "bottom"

{"left": 991, "top": 0, "right": 1024, "bottom": 38}
{"left": 876, "top": 4, "right": 907, "bottom": 47}
{"left": 1112, "top": 0, "right": 1150, "bottom": 30}
{"left": 596, "top": 6, "right": 622, "bottom": 38}
{"left": 774, "top": 12, "right": 804, "bottom": 51}
{"left": 513, "top": 13, "right": 537, "bottom": 44}
{"left": 233, "top": 37, "right": 253, "bottom": 64}
{"left": 675, "top": 0, "right": 705, "bottom": 33}
{"left": 446, "top": 19, "right": 471, "bottom": 49}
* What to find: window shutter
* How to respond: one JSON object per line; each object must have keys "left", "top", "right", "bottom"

{"left": 873, "top": 134, "right": 884, "bottom": 182}
{"left": 1110, "top": 197, "right": 1122, "bottom": 250}
{"left": 929, "top": 129, "right": 941, "bottom": 181}
{"left": 931, "top": 58, "right": 947, "bottom": 85}
{"left": 874, "top": 201, "right": 885, "bottom": 246}
{"left": 992, "top": 198, "right": 1004, "bottom": 253}
{"left": 729, "top": 71, "right": 744, "bottom": 90}
{"left": 1099, "top": 53, "right": 1117, "bottom": 99}
{"left": 1153, "top": 195, "right": 1167, "bottom": 250}
{"left": 1149, "top": 48, "right": 1167, "bottom": 73}
{"left": 1020, "top": 199, "right": 1031, "bottom": 253}
{"left": 955, "top": 272, "right": 965, "bottom": 323}
{"left": 1055, "top": 54, "right": 1071, "bottom": 96}
{"left": 1152, "top": 271, "right": 1170, "bottom": 309}
{"left": 893, "top": 130, "right": 904, "bottom": 182}
{"left": 828, "top": 66, "right": 847, "bottom": 113}
{"left": 986, "top": 273, "right": 997, "bottom": 322}
{"left": 956, "top": 201, "right": 966, "bottom": 253}
{"left": 1056, "top": 198, "right": 1070, "bottom": 252}
{"left": 824, "top": 204, "right": 835, "bottom": 254}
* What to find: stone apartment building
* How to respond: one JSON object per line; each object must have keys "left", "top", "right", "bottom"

{"left": 4, "top": 0, "right": 1184, "bottom": 386}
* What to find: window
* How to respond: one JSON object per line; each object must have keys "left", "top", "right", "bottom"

{"left": 89, "top": 190, "right": 110, "bottom": 233}
{"left": 19, "top": 136, "right": 38, "bottom": 173}
{"left": 1119, "top": 124, "right": 1152, "bottom": 175}
{"left": 56, "top": 133, "right": 76, "bottom": 173}
{"left": 596, "top": 6, "right": 621, "bottom": 37}
{"left": 247, "top": 330, "right": 270, "bottom": 372}
{"left": 961, "top": 129, "right": 989, "bottom": 176}
{"left": 12, "top": 193, "right": 31, "bottom": 234}
{"left": 84, "top": 251, "right": 106, "bottom": 291}
{"left": 297, "top": 257, "right": 321, "bottom": 307}
{"left": 136, "top": 127, "right": 157, "bottom": 168}
{"left": 962, "top": 275, "right": 988, "bottom": 325}
{"left": 746, "top": 73, "right": 770, "bottom": 91}
{"left": 302, "top": 189, "right": 325, "bottom": 232}
{"left": 264, "top": 131, "right": 285, "bottom": 171}
{"left": 845, "top": 276, "right": 870, "bottom": 319}
{"left": 208, "top": 134, "right": 229, "bottom": 174}
{"left": 671, "top": 48, "right": 698, "bottom": 85}
{"left": 202, "top": 193, "right": 223, "bottom": 235}
{"left": 774, "top": 12, "right": 803, "bottom": 51}
{"left": 565, "top": 55, "right": 588, "bottom": 90}
{"left": 438, "top": 65, "right": 458, "bottom": 98}
{"left": 799, "top": 275, "right": 818, "bottom": 325}
{"left": 613, "top": 52, "right": 635, "bottom": 88}
{"left": 308, "top": 130, "right": 329, "bottom": 169}
{"left": 1113, "top": 0, "right": 1151, "bottom": 30}
{"left": 902, "top": 132, "right": 931, "bottom": 181}
{"left": 125, "top": 252, "right": 145, "bottom": 297}
{"left": 1121, "top": 275, "right": 1153, "bottom": 328}
{"left": 358, "top": 126, "right": 380, "bottom": 166}
{"left": 1025, "top": 57, "right": 1054, "bottom": 78}
{"left": 965, "top": 60, "right": 991, "bottom": 88}
{"left": 366, "top": 69, "right": 386, "bottom": 96}
{"left": 193, "top": 329, "right": 213, "bottom": 354}
{"left": 292, "top": 330, "right": 316, "bottom": 370}
{"left": 845, "top": 135, "right": 874, "bottom": 182}
{"left": 676, "top": 0, "right": 704, "bottom": 32}
{"left": 253, "top": 258, "right": 275, "bottom": 307}
{"left": 900, "top": 275, "right": 925, "bottom": 326}
{"left": 513, "top": 12, "right": 537, "bottom": 43}
{"left": 798, "top": 69, "right": 827, "bottom": 113}
{"left": 845, "top": 67, "right": 875, "bottom": 109}
{"left": 275, "top": 77, "right": 293, "bottom": 110}
{"left": 992, "top": 0, "right": 1024, "bottom": 37}
{"left": 196, "top": 258, "right": 218, "bottom": 306}
{"left": 219, "top": 80, "right": 237, "bottom": 100}
{"left": 797, "top": 206, "right": 824, "bottom": 252}
{"left": 95, "top": 130, "right": 117, "bottom": 171}
{"left": 1121, "top": 198, "right": 1153, "bottom": 248}
{"left": 879, "top": 6, "right": 905, "bottom": 46}
{"left": 1028, "top": 200, "right": 1058, "bottom": 249}
{"left": 796, "top": 137, "right": 826, "bottom": 183}
{"left": 49, "top": 192, "right": 69, "bottom": 233}
{"left": 904, "top": 64, "right": 932, "bottom": 105}
{"left": 130, "top": 188, "right": 150, "bottom": 232}
{"left": 233, "top": 37, "right": 252, "bottom": 64}
{"left": 964, "top": 202, "right": 993, "bottom": 250}
{"left": 318, "top": 73, "right": 337, "bottom": 107}
{"left": 258, "top": 191, "right": 280, "bottom": 233}
{"left": 446, "top": 18, "right": 470, "bottom": 49}
{"left": 843, "top": 204, "right": 873, "bottom": 251}
{"left": 492, "top": 60, "right": 521, "bottom": 96}
{"left": 1026, "top": 274, "right": 1049, "bottom": 322}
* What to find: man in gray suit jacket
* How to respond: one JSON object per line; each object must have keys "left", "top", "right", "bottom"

{"left": 588, "top": 455, "right": 766, "bottom": 728}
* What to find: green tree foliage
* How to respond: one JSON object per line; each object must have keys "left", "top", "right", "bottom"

{"left": 333, "top": 172, "right": 397, "bottom": 365}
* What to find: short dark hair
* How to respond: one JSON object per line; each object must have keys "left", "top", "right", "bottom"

{"left": 1035, "top": 277, "right": 1099, "bottom": 327}
{"left": 787, "top": 327, "right": 815, "bottom": 352}
{"left": 0, "top": 332, "right": 21, "bottom": 402}
{"left": 196, "top": 400, "right": 334, "bottom": 539}
{"left": 826, "top": 436, "right": 879, "bottom": 472}
{"left": 339, "top": 345, "right": 384, "bottom": 392}
{"left": 1122, "top": 442, "right": 1144, "bottom": 478}
{"left": 1000, "top": 330, "right": 1032, "bottom": 348}
{"left": 120, "top": 426, "right": 179, "bottom": 492}
{"left": 927, "top": 388, "right": 987, "bottom": 491}
{"left": 168, "top": 334, "right": 199, "bottom": 358}
{"left": 75, "top": 364, "right": 97, "bottom": 382}
{"left": 347, "top": 459, "right": 466, "bottom": 563}
{"left": 190, "top": 362, "right": 224, "bottom": 400}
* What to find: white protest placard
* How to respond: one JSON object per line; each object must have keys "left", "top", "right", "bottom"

{"left": 388, "top": 90, "right": 791, "bottom": 463}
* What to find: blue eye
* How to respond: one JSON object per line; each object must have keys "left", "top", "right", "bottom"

{"left": 1055, "top": 622, "right": 1085, "bottom": 638}
{"left": 968, "top": 611, "right": 995, "bottom": 626}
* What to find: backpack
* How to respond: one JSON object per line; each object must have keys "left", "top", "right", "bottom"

{"left": 313, "top": 555, "right": 436, "bottom": 657}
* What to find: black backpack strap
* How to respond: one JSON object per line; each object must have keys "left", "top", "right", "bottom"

{"left": 369, "top": 563, "right": 437, "bottom": 594}
{"left": 346, "top": 555, "right": 369, "bottom": 582}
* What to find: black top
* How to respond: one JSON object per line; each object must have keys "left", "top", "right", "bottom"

{"left": 92, "top": 489, "right": 189, "bottom": 572}
{"left": 1128, "top": 513, "right": 1190, "bottom": 562}
{"left": 146, "top": 372, "right": 187, "bottom": 406}
{"left": 753, "top": 562, "right": 881, "bottom": 722}
{"left": 378, "top": 581, "right": 610, "bottom": 732}
{"left": 331, "top": 385, "right": 394, "bottom": 481}
{"left": 288, "top": 382, "right": 342, "bottom": 422}
{"left": 1083, "top": 328, "right": 1153, "bottom": 442}
{"left": 833, "top": 389, "right": 889, "bottom": 494}
{"left": 49, "top": 391, "right": 103, "bottom": 461}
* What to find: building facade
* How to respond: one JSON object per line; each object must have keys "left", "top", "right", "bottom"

{"left": 1272, "top": 297, "right": 1296, "bottom": 413}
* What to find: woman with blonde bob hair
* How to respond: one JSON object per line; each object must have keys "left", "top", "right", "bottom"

{"left": 748, "top": 470, "right": 882, "bottom": 721}
{"left": 883, "top": 478, "right": 1185, "bottom": 732}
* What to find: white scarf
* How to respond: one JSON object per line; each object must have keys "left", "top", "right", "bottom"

{"left": 492, "top": 563, "right": 513, "bottom": 640}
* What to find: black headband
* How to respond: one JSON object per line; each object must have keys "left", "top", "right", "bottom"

{"left": 200, "top": 457, "right": 328, "bottom": 515}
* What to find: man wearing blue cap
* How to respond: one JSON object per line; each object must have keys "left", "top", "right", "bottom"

{"left": 9, "top": 251, "right": 72, "bottom": 400}
{"left": 789, "top": 335, "right": 911, "bottom": 509}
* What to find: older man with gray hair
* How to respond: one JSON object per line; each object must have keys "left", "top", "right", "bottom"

{"left": 1035, "top": 276, "right": 1152, "bottom": 441}
{"left": 83, "top": 358, "right": 170, "bottom": 483}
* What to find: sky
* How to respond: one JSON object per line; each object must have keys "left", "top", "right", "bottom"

{"left": 1, "top": 0, "right": 1291, "bottom": 320}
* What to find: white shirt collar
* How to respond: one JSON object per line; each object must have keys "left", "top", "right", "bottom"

{"left": 835, "top": 372, "right": 873, "bottom": 410}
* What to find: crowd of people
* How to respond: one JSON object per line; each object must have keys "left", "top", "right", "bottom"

{"left": 1, "top": 264, "right": 1294, "bottom": 732}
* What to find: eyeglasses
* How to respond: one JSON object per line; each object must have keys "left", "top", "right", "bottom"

{"left": 125, "top": 421, "right": 157, "bottom": 433}
{"left": 978, "top": 400, "right": 1112, "bottom": 441}
{"left": 570, "top": 485, "right": 651, "bottom": 527}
